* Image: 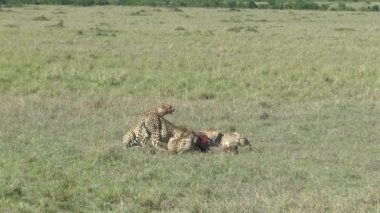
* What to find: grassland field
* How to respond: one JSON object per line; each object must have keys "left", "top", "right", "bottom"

{"left": 0, "top": 5, "right": 379, "bottom": 212}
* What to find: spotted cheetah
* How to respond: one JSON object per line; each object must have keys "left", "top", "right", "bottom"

{"left": 167, "top": 131, "right": 211, "bottom": 154}
{"left": 123, "top": 106, "right": 192, "bottom": 151}
{"left": 156, "top": 118, "right": 191, "bottom": 147}
{"left": 220, "top": 132, "right": 251, "bottom": 154}
{"left": 122, "top": 103, "right": 175, "bottom": 150}
{"left": 200, "top": 129, "right": 223, "bottom": 146}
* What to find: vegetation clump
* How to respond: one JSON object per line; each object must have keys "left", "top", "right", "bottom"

{"left": 1, "top": 0, "right": 379, "bottom": 12}
{"left": 32, "top": 15, "right": 49, "bottom": 21}
{"left": 47, "top": 20, "right": 64, "bottom": 28}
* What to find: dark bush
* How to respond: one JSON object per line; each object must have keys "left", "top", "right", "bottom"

{"left": 345, "top": 6, "right": 356, "bottom": 11}
{"left": 94, "top": 0, "right": 108, "bottom": 5}
{"left": 292, "top": 0, "right": 320, "bottom": 10}
{"left": 257, "top": 3, "right": 270, "bottom": 9}
{"left": 227, "top": 0, "right": 237, "bottom": 8}
{"left": 74, "top": 0, "right": 94, "bottom": 5}
{"left": 242, "top": 0, "right": 257, "bottom": 8}
{"left": 268, "top": 0, "right": 284, "bottom": 9}
{"left": 320, "top": 3, "right": 330, "bottom": 10}
{"left": 337, "top": 2, "right": 346, "bottom": 10}
{"left": 360, "top": 4, "right": 379, "bottom": 11}
{"left": 0, "top": 0, "right": 369, "bottom": 12}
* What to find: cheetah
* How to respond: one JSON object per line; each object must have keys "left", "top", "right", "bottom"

{"left": 122, "top": 103, "right": 175, "bottom": 150}
{"left": 123, "top": 105, "right": 193, "bottom": 151}
{"left": 154, "top": 117, "right": 191, "bottom": 148}
{"left": 220, "top": 132, "right": 251, "bottom": 154}
{"left": 167, "top": 131, "right": 211, "bottom": 154}
{"left": 200, "top": 129, "right": 223, "bottom": 146}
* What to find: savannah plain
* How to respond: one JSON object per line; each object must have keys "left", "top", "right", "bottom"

{"left": 0, "top": 5, "right": 379, "bottom": 212}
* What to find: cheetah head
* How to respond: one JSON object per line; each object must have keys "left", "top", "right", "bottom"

{"left": 234, "top": 133, "right": 252, "bottom": 150}
{"left": 156, "top": 103, "right": 175, "bottom": 116}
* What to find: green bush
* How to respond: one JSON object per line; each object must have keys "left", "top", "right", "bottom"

{"left": 294, "top": 0, "right": 320, "bottom": 9}
{"left": 268, "top": 0, "right": 284, "bottom": 9}
{"left": 320, "top": 3, "right": 330, "bottom": 10}
{"left": 94, "top": 0, "right": 108, "bottom": 5}
{"left": 242, "top": 0, "right": 257, "bottom": 8}
{"left": 360, "top": 4, "right": 379, "bottom": 11}
{"left": 226, "top": 0, "right": 237, "bottom": 8}
{"left": 337, "top": 2, "right": 346, "bottom": 10}
{"left": 257, "top": 3, "right": 270, "bottom": 8}
{"left": 0, "top": 0, "right": 373, "bottom": 11}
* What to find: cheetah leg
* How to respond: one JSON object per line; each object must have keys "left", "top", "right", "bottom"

{"left": 167, "top": 137, "right": 177, "bottom": 154}
{"left": 139, "top": 128, "right": 150, "bottom": 148}
{"left": 152, "top": 129, "right": 166, "bottom": 151}
{"left": 140, "top": 133, "right": 149, "bottom": 147}
{"left": 177, "top": 138, "right": 193, "bottom": 154}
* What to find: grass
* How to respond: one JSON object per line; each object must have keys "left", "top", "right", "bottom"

{"left": 0, "top": 6, "right": 379, "bottom": 212}
{"left": 1, "top": 6, "right": 379, "bottom": 102}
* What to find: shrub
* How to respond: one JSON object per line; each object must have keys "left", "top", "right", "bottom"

{"left": 292, "top": 0, "right": 320, "bottom": 10}
{"left": 361, "top": 4, "right": 380, "bottom": 11}
{"left": 74, "top": 0, "right": 94, "bottom": 5}
{"left": 168, "top": 0, "right": 187, "bottom": 7}
{"left": 94, "top": 0, "right": 107, "bottom": 5}
{"left": 212, "top": 0, "right": 223, "bottom": 7}
{"left": 243, "top": 0, "right": 257, "bottom": 8}
{"left": 257, "top": 3, "right": 270, "bottom": 9}
{"left": 320, "top": 3, "right": 330, "bottom": 10}
{"left": 337, "top": 2, "right": 346, "bottom": 10}
{"left": 198, "top": 92, "right": 216, "bottom": 100}
{"left": 226, "top": 0, "right": 237, "bottom": 8}
{"left": 60, "top": 0, "right": 75, "bottom": 4}
{"left": 32, "top": 15, "right": 49, "bottom": 21}
{"left": 345, "top": 6, "right": 356, "bottom": 11}
{"left": 268, "top": 0, "right": 284, "bottom": 9}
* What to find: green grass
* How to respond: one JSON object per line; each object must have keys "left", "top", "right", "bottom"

{"left": 1, "top": 6, "right": 379, "bottom": 102}
{"left": 0, "top": 6, "right": 379, "bottom": 212}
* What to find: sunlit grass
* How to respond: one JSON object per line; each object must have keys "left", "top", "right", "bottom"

{"left": 0, "top": 6, "right": 379, "bottom": 212}
{"left": 0, "top": 6, "right": 379, "bottom": 102}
